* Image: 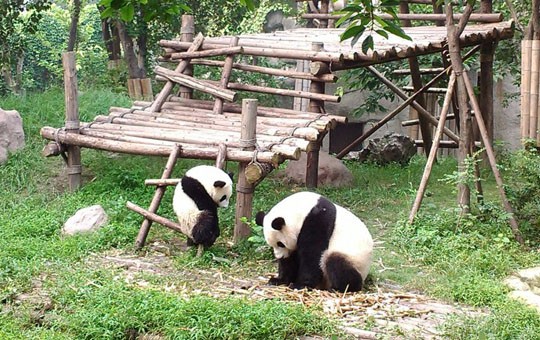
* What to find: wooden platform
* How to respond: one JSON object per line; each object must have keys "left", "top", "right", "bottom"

{"left": 41, "top": 96, "right": 345, "bottom": 165}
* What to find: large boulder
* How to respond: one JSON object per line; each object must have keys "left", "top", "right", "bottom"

{"left": 275, "top": 150, "right": 354, "bottom": 187}
{"left": 62, "top": 205, "right": 108, "bottom": 235}
{"left": 356, "top": 132, "right": 416, "bottom": 165}
{"left": 0, "top": 108, "right": 25, "bottom": 164}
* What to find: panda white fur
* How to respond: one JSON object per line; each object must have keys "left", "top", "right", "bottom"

{"left": 172, "top": 165, "right": 233, "bottom": 248}
{"left": 255, "top": 191, "right": 373, "bottom": 292}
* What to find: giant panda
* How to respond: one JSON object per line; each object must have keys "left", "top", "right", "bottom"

{"left": 255, "top": 191, "right": 373, "bottom": 292}
{"left": 172, "top": 165, "right": 233, "bottom": 248}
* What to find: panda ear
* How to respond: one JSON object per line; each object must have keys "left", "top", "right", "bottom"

{"left": 255, "top": 211, "right": 266, "bottom": 226}
{"left": 227, "top": 172, "right": 234, "bottom": 181}
{"left": 214, "top": 180, "right": 226, "bottom": 188}
{"left": 271, "top": 217, "right": 285, "bottom": 230}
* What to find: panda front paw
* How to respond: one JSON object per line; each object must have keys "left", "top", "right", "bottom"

{"left": 268, "top": 277, "right": 289, "bottom": 286}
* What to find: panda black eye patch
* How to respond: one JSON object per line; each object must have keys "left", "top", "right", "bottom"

{"left": 220, "top": 195, "right": 227, "bottom": 202}
{"left": 277, "top": 241, "right": 286, "bottom": 248}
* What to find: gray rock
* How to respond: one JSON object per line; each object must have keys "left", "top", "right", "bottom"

{"left": 62, "top": 205, "right": 108, "bottom": 235}
{"left": 0, "top": 108, "right": 25, "bottom": 164}
{"left": 275, "top": 150, "right": 353, "bottom": 187}
{"left": 357, "top": 132, "right": 416, "bottom": 165}
{"left": 508, "top": 290, "right": 540, "bottom": 313}
{"left": 503, "top": 276, "right": 530, "bottom": 291}
{"left": 517, "top": 267, "right": 540, "bottom": 286}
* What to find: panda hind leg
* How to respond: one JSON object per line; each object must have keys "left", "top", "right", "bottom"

{"left": 324, "top": 253, "right": 363, "bottom": 292}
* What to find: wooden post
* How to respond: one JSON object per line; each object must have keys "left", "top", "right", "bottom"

{"left": 446, "top": 3, "right": 473, "bottom": 214}
{"left": 62, "top": 52, "right": 82, "bottom": 191}
{"left": 234, "top": 99, "right": 258, "bottom": 243}
{"left": 178, "top": 14, "right": 195, "bottom": 99}
{"left": 462, "top": 72, "right": 523, "bottom": 245}
{"left": 306, "top": 42, "right": 325, "bottom": 188}
{"left": 409, "top": 73, "right": 456, "bottom": 223}
{"left": 479, "top": 0, "right": 494, "bottom": 144}
{"left": 530, "top": 40, "right": 540, "bottom": 139}
{"left": 213, "top": 36, "right": 239, "bottom": 114}
{"left": 135, "top": 144, "right": 182, "bottom": 250}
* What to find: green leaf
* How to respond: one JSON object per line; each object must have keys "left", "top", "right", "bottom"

{"left": 111, "top": 0, "right": 124, "bottom": 10}
{"left": 361, "top": 34, "right": 374, "bottom": 53}
{"left": 100, "top": 7, "right": 114, "bottom": 19}
{"left": 340, "top": 25, "right": 365, "bottom": 43}
{"left": 375, "top": 29, "right": 388, "bottom": 39}
{"left": 239, "top": 0, "right": 256, "bottom": 11}
{"left": 383, "top": 20, "right": 412, "bottom": 41}
{"left": 119, "top": 3, "right": 135, "bottom": 22}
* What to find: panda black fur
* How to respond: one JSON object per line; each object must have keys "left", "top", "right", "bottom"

{"left": 173, "top": 165, "right": 233, "bottom": 248}
{"left": 255, "top": 191, "right": 373, "bottom": 292}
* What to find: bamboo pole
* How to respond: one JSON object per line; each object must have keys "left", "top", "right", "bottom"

{"left": 530, "top": 39, "right": 540, "bottom": 139}
{"left": 155, "top": 75, "right": 341, "bottom": 103}
{"left": 155, "top": 66, "right": 237, "bottom": 102}
{"left": 135, "top": 144, "right": 181, "bottom": 250}
{"left": 409, "top": 73, "right": 456, "bottom": 223}
{"left": 150, "top": 32, "right": 204, "bottom": 112}
{"left": 161, "top": 40, "right": 345, "bottom": 63}
{"left": 62, "top": 52, "right": 82, "bottom": 191}
{"left": 189, "top": 59, "right": 337, "bottom": 82}
{"left": 234, "top": 99, "right": 258, "bottom": 243}
{"left": 127, "top": 201, "right": 185, "bottom": 234}
{"left": 366, "top": 65, "right": 460, "bottom": 143}
{"left": 214, "top": 36, "right": 239, "bottom": 114}
{"left": 300, "top": 13, "right": 504, "bottom": 23}
{"left": 462, "top": 72, "right": 523, "bottom": 245}
{"left": 170, "top": 46, "right": 243, "bottom": 60}
{"left": 521, "top": 40, "right": 532, "bottom": 140}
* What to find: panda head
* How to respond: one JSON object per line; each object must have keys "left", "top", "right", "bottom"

{"left": 185, "top": 165, "right": 234, "bottom": 207}
{"left": 255, "top": 192, "right": 322, "bottom": 259}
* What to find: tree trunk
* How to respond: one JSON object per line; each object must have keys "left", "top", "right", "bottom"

{"left": 67, "top": 0, "right": 81, "bottom": 52}
{"left": 117, "top": 20, "right": 144, "bottom": 79}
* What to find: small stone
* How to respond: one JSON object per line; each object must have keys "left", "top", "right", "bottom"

{"left": 517, "top": 267, "right": 540, "bottom": 285}
{"left": 62, "top": 205, "right": 108, "bottom": 235}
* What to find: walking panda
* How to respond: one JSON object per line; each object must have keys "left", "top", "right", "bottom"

{"left": 172, "top": 165, "right": 233, "bottom": 248}
{"left": 255, "top": 191, "right": 373, "bottom": 292}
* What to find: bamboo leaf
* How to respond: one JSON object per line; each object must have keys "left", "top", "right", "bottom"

{"left": 361, "top": 34, "right": 374, "bottom": 54}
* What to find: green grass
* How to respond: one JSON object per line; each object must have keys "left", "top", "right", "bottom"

{"left": 1, "top": 87, "right": 540, "bottom": 338}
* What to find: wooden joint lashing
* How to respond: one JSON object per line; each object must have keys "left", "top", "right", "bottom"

{"left": 68, "top": 165, "right": 82, "bottom": 175}
{"left": 65, "top": 120, "right": 80, "bottom": 131}
{"left": 236, "top": 183, "right": 255, "bottom": 194}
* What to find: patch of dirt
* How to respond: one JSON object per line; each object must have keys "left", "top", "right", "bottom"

{"left": 89, "top": 242, "right": 486, "bottom": 339}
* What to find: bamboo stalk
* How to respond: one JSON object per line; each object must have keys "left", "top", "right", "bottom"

{"left": 529, "top": 39, "right": 540, "bottom": 139}
{"left": 150, "top": 33, "right": 205, "bottom": 112}
{"left": 409, "top": 73, "right": 456, "bottom": 223}
{"left": 521, "top": 40, "right": 532, "bottom": 139}
{"left": 135, "top": 144, "right": 181, "bottom": 249}
{"left": 155, "top": 66, "right": 237, "bottom": 102}
{"left": 190, "top": 59, "right": 337, "bottom": 82}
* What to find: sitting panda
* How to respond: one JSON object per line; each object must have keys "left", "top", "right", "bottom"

{"left": 172, "top": 165, "right": 233, "bottom": 248}
{"left": 255, "top": 191, "right": 373, "bottom": 292}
